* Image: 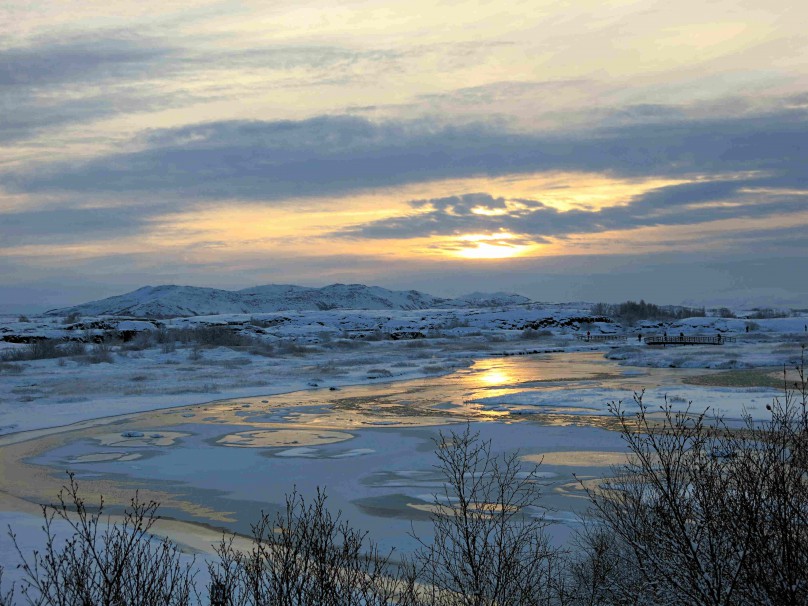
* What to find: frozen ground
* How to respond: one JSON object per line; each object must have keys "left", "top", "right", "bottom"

{"left": 1, "top": 305, "right": 807, "bottom": 590}
{"left": 1, "top": 306, "right": 806, "bottom": 435}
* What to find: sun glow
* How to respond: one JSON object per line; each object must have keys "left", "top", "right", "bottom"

{"left": 453, "top": 233, "right": 534, "bottom": 259}
{"left": 476, "top": 368, "right": 513, "bottom": 387}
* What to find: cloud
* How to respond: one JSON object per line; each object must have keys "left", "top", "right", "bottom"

{"left": 0, "top": 36, "right": 174, "bottom": 88}
{"left": 7, "top": 105, "right": 808, "bottom": 200}
{"left": 336, "top": 179, "right": 808, "bottom": 242}
{"left": 0, "top": 204, "right": 168, "bottom": 246}
{"left": 0, "top": 34, "right": 180, "bottom": 141}
{"left": 0, "top": 33, "right": 407, "bottom": 142}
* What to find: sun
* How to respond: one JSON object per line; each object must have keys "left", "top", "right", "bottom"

{"left": 453, "top": 233, "right": 533, "bottom": 260}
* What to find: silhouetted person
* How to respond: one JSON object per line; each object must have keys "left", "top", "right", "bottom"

{"left": 637, "top": 333, "right": 642, "bottom": 343}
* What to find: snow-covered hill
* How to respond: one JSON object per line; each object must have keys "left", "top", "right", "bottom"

{"left": 47, "top": 283, "right": 532, "bottom": 317}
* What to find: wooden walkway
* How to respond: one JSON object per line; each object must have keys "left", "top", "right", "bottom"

{"left": 644, "top": 334, "right": 736, "bottom": 346}
{"left": 575, "top": 334, "right": 628, "bottom": 342}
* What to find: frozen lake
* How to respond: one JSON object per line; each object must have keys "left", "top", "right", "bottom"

{"left": 1, "top": 351, "right": 779, "bottom": 555}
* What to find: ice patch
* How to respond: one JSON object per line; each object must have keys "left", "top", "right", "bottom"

{"left": 331, "top": 448, "right": 375, "bottom": 458}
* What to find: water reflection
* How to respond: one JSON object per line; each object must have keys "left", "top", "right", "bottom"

{"left": 0, "top": 352, "right": 710, "bottom": 554}
{"left": 476, "top": 367, "right": 513, "bottom": 387}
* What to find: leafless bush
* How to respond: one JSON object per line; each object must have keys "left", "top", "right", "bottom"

{"left": 561, "top": 525, "right": 642, "bottom": 606}
{"left": 181, "top": 326, "right": 253, "bottom": 348}
{"left": 403, "top": 340, "right": 429, "bottom": 349}
{"left": 361, "top": 329, "right": 387, "bottom": 342}
{"left": 7, "top": 472, "right": 196, "bottom": 606}
{"left": 83, "top": 343, "right": 114, "bottom": 364}
{"left": 207, "top": 488, "right": 408, "bottom": 606}
{"left": 580, "top": 347, "right": 808, "bottom": 606}
{"left": 440, "top": 316, "right": 470, "bottom": 330}
{"left": 61, "top": 312, "right": 81, "bottom": 325}
{"left": 0, "top": 568, "right": 14, "bottom": 606}
{"left": 120, "top": 331, "right": 156, "bottom": 351}
{"left": 520, "top": 328, "right": 545, "bottom": 340}
{"left": 409, "top": 425, "right": 560, "bottom": 606}
{"left": 1, "top": 340, "right": 86, "bottom": 362}
{"left": 247, "top": 341, "right": 275, "bottom": 357}
{"left": 274, "top": 341, "right": 318, "bottom": 356}
{"left": 0, "top": 362, "right": 26, "bottom": 374}
{"left": 25, "top": 340, "right": 61, "bottom": 360}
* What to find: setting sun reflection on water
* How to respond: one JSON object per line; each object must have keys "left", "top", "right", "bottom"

{"left": 4, "top": 352, "right": 695, "bottom": 553}
{"left": 476, "top": 368, "right": 513, "bottom": 386}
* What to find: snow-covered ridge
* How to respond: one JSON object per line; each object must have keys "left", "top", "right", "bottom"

{"left": 46, "top": 284, "right": 534, "bottom": 318}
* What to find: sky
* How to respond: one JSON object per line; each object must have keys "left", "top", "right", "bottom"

{"left": 1, "top": 0, "right": 807, "bottom": 312}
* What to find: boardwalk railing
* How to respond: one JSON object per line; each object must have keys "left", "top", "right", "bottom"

{"left": 644, "top": 334, "right": 736, "bottom": 346}
{"left": 575, "top": 334, "right": 628, "bottom": 342}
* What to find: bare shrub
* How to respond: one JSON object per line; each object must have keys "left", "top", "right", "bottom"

{"left": 61, "top": 312, "right": 81, "bottom": 325}
{"left": 590, "top": 300, "right": 705, "bottom": 323}
{"left": 331, "top": 339, "right": 367, "bottom": 350}
{"left": 403, "top": 340, "right": 429, "bottom": 349}
{"left": 8, "top": 472, "right": 196, "bottom": 606}
{"left": 441, "top": 316, "right": 470, "bottom": 329}
{"left": 248, "top": 342, "right": 275, "bottom": 357}
{"left": 62, "top": 341, "right": 87, "bottom": 357}
{"left": 86, "top": 343, "right": 115, "bottom": 364}
{"left": 562, "top": 525, "right": 641, "bottom": 606}
{"left": 3, "top": 339, "right": 64, "bottom": 362}
{"left": 1, "top": 340, "right": 85, "bottom": 362}
{"left": 27, "top": 340, "right": 62, "bottom": 360}
{"left": 580, "top": 348, "right": 808, "bottom": 606}
{"left": 0, "top": 567, "right": 14, "bottom": 606}
{"left": 120, "top": 331, "right": 156, "bottom": 351}
{"left": 0, "top": 362, "right": 25, "bottom": 374}
{"left": 275, "top": 341, "right": 318, "bottom": 356}
{"left": 182, "top": 326, "right": 253, "bottom": 348}
{"left": 520, "top": 327, "right": 542, "bottom": 340}
{"left": 410, "top": 425, "right": 559, "bottom": 606}
{"left": 207, "top": 488, "right": 407, "bottom": 606}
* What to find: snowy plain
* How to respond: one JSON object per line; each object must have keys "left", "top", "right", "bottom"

{"left": 1, "top": 304, "right": 806, "bottom": 435}
{"left": 1, "top": 302, "right": 807, "bottom": 591}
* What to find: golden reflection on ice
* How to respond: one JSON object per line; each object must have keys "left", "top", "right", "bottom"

{"left": 476, "top": 368, "right": 513, "bottom": 387}
{"left": 523, "top": 451, "right": 629, "bottom": 467}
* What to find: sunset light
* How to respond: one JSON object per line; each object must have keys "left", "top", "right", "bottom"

{"left": 2, "top": 2, "right": 808, "bottom": 602}
{"left": 453, "top": 233, "right": 535, "bottom": 260}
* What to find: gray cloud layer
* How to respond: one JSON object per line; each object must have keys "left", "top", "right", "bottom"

{"left": 337, "top": 181, "right": 808, "bottom": 242}
{"left": 0, "top": 33, "right": 406, "bottom": 142}
{"left": 0, "top": 37, "right": 174, "bottom": 87}
{"left": 8, "top": 106, "right": 808, "bottom": 200}
{"left": 4, "top": 107, "right": 807, "bottom": 250}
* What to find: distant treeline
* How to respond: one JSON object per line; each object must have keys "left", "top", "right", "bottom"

{"left": 590, "top": 300, "right": 706, "bottom": 323}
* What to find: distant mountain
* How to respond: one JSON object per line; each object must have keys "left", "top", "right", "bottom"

{"left": 47, "top": 284, "right": 532, "bottom": 317}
